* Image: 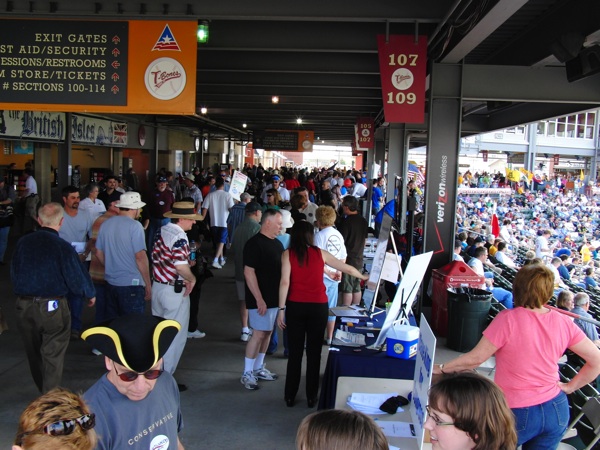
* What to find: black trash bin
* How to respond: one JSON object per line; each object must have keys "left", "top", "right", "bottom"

{"left": 446, "top": 287, "right": 492, "bottom": 352}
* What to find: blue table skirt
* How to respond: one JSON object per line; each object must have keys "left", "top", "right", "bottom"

{"left": 318, "top": 310, "right": 417, "bottom": 409}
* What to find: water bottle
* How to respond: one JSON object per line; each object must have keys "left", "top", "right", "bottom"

{"left": 189, "top": 240, "right": 197, "bottom": 261}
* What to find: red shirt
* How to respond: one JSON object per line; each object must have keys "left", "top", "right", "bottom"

{"left": 288, "top": 246, "right": 327, "bottom": 304}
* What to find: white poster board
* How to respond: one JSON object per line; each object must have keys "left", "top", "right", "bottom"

{"left": 371, "top": 251, "right": 433, "bottom": 349}
{"left": 410, "top": 315, "right": 436, "bottom": 450}
{"left": 366, "top": 213, "right": 393, "bottom": 290}
{"left": 229, "top": 170, "right": 248, "bottom": 201}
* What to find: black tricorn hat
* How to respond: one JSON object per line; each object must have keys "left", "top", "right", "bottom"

{"left": 81, "top": 314, "right": 180, "bottom": 373}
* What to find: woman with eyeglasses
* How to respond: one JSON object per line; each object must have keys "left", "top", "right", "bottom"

{"left": 425, "top": 372, "right": 516, "bottom": 450}
{"left": 13, "top": 387, "right": 97, "bottom": 450}
{"left": 434, "top": 264, "right": 600, "bottom": 449}
{"left": 263, "top": 188, "right": 282, "bottom": 212}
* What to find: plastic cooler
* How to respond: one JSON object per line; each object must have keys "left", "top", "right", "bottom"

{"left": 431, "top": 261, "right": 484, "bottom": 336}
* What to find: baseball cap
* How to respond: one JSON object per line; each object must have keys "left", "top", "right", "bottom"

{"left": 240, "top": 192, "right": 254, "bottom": 201}
{"left": 157, "top": 176, "right": 167, "bottom": 183}
{"left": 271, "top": 175, "right": 281, "bottom": 181}
{"left": 184, "top": 174, "right": 195, "bottom": 182}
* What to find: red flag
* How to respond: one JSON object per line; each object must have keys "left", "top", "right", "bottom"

{"left": 492, "top": 214, "right": 500, "bottom": 238}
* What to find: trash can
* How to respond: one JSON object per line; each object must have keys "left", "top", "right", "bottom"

{"left": 446, "top": 287, "right": 492, "bottom": 352}
{"left": 431, "top": 262, "right": 484, "bottom": 337}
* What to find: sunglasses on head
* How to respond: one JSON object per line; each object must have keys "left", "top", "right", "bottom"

{"left": 17, "top": 413, "right": 96, "bottom": 444}
{"left": 114, "top": 362, "right": 163, "bottom": 382}
{"left": 44, "top": 413, "right": 96, "bottom": 436}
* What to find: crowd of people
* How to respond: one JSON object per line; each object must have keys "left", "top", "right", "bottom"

{"left": 7, "top": 160, "right": 600, "bottom": 449}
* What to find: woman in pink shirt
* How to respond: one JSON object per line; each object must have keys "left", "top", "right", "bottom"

{"left": 433, "top": 264, "right": 600, "bottom": 449}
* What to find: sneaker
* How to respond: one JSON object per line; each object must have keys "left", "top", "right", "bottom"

{"left": 212, "top": 261, "right": 222, "bottom": 269}
{"left": 241, "top": 372, "right": 260, "bottom": 390}
{"left": 219, "top": 257, "right": 227, "bottom": 266}
{"left": 254, "top": 365, "right": 278, "bottom": 381}
{"left": 187, "top": 330, "right": 206, "bottom": 339}
{"left": 240, "top": 331, "right": 251, "bottom": 342}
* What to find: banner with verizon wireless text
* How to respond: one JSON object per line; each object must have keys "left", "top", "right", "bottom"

{"left": 377, "top": 35, "right": 427, "bottom": 123}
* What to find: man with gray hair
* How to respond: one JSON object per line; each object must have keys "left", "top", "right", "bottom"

{"left": 572, "top": 292, "right": 600, "bottom": 346}
{"left": 11, "top": 202, "right": 95, "bottom": 392}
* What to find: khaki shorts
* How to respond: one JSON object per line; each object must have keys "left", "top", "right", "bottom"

{"left": 341, "top": 273, "right": 361, "bottom": 294}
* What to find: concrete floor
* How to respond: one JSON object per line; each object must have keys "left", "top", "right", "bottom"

{"left": 0, "top": 234, "right": 465, "bottom": 449}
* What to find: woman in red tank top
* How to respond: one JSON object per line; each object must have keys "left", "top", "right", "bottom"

{"left": 277, "top": 221, "right": 368, "bottom": 407}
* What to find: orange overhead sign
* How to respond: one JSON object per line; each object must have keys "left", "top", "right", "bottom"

{"left": 0, "top": 19, "right": 197, "bottom": 115}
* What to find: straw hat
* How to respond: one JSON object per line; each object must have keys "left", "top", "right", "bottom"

{"left": 164, "top": 202, "right": 204, "bottom": 221}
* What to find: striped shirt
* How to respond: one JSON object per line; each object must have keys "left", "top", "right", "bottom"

{"left": 152, "top": 222, "right": 190, "bottom": 283}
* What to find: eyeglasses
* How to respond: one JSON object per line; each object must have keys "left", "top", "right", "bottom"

{"left": 113, "top": 363, "right": 163, "bottom": 382}
{"left": 426, "top": 406, "right": 456, "bottom": 427}
{"left": 266, "top": 194, "right": 274, "bottom": 197}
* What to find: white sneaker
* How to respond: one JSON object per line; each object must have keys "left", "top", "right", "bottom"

{"left": 240, "top": 331, "right": 251, "bottom": 342}
{"left": 219, "top": 257, "right": 227, "bottom": 266}
{"left": 187, "top": 330, "right": 206, "bottom": 339}
{"left": 253, "top": 365, "right": 278, "bottom": 381}
{"left": 212, "top": 261, "right": 222, "bottom": 269}
{"left": 241, "top": 372, "right": 260, "bottom": 390}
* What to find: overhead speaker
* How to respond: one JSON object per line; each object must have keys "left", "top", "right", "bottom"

{"left": 566, "top": 45, "right": 600, "bottom": 82}
{"left": 550, "top": 32, "right": 584, "bottom": 63}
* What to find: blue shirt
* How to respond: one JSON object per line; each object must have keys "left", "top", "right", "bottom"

{"left": 11, "top": 227, "right": 95, "bottom": 298}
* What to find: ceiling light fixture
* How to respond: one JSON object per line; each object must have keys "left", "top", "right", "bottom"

{"left": 296, "top": 118, "right": 303, "bottom": 124}
{"left": 271, "top": 96, "right": 279, "bottom": 104}
{"left": 242, "top": 123, "right": 247, "bottom": 128}
{"left": 197, "top": 21, "right": 209, "bottom": 44}
{"left": 200, "top": 107, "right": 208, "bottom": 115}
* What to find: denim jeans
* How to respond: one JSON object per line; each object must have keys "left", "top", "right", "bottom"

{"left": 0, "top": 226, "right": 10, "bottom": 262}
{"left": 105, "top": 284, "right": 146, "bottom": 321}
{"left": 512, "top": 391, "right": 569, "bottom": 450}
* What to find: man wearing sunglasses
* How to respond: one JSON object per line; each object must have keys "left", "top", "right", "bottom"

{"left": 82, "top": 314, "right": 185, "bottom": 449}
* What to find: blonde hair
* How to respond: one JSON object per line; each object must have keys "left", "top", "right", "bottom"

{"left": 513, "top": 263, "right": 554, "bottom": 308}
{"left": 14, "top": 388, "right": 97, "bottom": 450}
{"left": 315, "top": 205, "right": 337, "bottom": 227}
{"left": 296, "top": 410, "right": 388, "bottom": 450}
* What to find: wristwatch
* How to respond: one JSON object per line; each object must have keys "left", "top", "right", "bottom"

{"left": 278, "top": 307, "right": 285, "bottom": 311}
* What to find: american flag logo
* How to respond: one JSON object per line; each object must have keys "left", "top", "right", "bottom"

{"left": 112, "top": 123, "right": 128, "bottom": 145}
{"left": 152, "top": 24, "right": 181, "bottom": 51}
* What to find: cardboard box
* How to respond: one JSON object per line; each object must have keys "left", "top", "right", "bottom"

{"left": 386, "top": 325, "right": 419, "bottom": 359}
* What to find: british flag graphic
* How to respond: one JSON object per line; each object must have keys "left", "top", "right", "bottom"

{"left": 112, "top": 123, "right": 128, "bottom": 145}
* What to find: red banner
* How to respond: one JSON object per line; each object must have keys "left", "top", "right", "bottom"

{"left": 377, "top": 35, "right": 427, "bottom": 123}
{"left": 355, "top": 118, "right": 375, "bottom": 150}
